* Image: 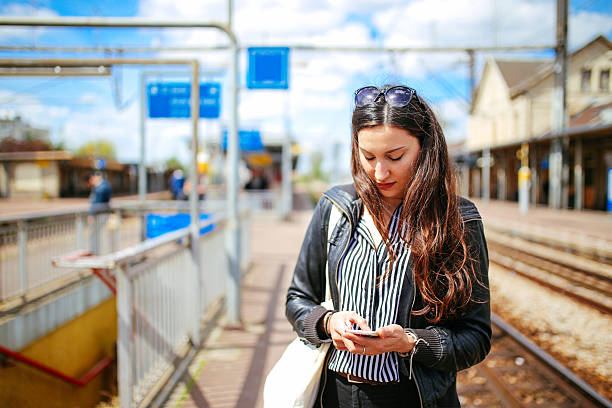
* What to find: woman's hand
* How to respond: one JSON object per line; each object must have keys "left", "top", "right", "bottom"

{"left": 327, "top": 311, "right": 371, "bottom": 352}
{"left": 342, "top": 324, "right": 415, "bottom": 356}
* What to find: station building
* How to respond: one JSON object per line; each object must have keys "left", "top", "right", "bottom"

{"left": 463, "top": 35, "right": 612, "bottom": 211}
{"left": 0, "top": 116, "right": 171, "bottom": 199}
{"left": 205, "top": 129, "right": 298, "bottom": 190}
{"left": 0, "top": 150, "right": 169, "bottom": 200}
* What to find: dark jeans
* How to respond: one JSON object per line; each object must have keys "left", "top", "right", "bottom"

{"left": 319, "top": 370, "right": 419, "bottom": 408}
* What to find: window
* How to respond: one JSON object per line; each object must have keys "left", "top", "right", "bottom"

{"left": 600, "top": 69, "right": 610, "bottom": 93}
{"left": 581, "top": 69, "right": 592, "bottom": 92}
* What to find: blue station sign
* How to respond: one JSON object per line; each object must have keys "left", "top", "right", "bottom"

{"left": 247, "top": 47, "right": 290, "bottom": 89}
{"left": 222, "top": 130, "right": 264, "bottom": 152}
{"left": 147, "top": 82, "right": 221, "bottom": 118}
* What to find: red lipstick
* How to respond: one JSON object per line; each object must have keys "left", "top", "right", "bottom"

{"left": 376, "top": 182, "right": 395, "bottom": 190}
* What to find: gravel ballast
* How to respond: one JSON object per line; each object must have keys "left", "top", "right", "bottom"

{"left": 489, "top": 264, "right": 612, "bottom": 400}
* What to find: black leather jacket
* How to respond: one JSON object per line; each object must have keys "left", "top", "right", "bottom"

{"left": 286, "top": 184, "right": 491, "bottom": 408}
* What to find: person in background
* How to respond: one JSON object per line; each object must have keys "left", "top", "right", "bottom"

{"left": 285, "top": 85, "right": 491, "bottom": 407}
{"left": 169, "top": 169, "right": 186, "bottom": 200}
{"left": 245, "top": 168, "right": 269, "bottom": 190}
{"left": 87, "top": 171, "right": 112, "bottom": 254}
{"left": 182, "top": 176, "right": 206, "bottom": 201}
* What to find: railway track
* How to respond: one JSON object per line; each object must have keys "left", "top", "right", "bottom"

{"left": 457, "top": 314, "right": 612, "bottom": 408}
{"left": 485, "top": 228, "right": 612, "bottom": 314}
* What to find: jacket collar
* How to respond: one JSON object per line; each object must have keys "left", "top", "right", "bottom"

{"left": 323, "top": 183, "right": 482, "bottom": 224}
{"left": 322, "top": 183, "right": 363, "bottom": 227}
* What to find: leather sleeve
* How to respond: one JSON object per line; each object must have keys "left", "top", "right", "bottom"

{"left": 409, "top": 219, "right": 492, "bottom": 371}
{"left": 285, "top": 197, "right": 332, "bottom": 345}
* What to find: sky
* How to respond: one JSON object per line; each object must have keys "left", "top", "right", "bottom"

{"left": 0, "top": 0, "right": 611, "bottom": 175}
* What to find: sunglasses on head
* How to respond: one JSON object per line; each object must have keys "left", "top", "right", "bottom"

{"left": 354, "top": 86, "right": 417, "bottom": 108}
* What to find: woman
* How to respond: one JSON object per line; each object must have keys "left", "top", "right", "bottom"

{"left": 286, "top": 85, "right": 491, "bottom": 407}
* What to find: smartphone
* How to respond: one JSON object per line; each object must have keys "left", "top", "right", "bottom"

{"left": 346, "top": 329, "right": 379, "bottom": 337}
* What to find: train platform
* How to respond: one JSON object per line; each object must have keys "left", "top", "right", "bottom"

{"left": 472, "top": 198, "right": 611, "bottom": 242}
{"left": 0, "top": 192, "right": 170, "bottom": 217}
{"left": 158, "top": 197, "right": 611, "bottom": 408}
{"left": 2, "top": 193, "right": 610, "bottom": 407}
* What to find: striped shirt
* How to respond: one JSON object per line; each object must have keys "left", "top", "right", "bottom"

{"left": 328, "top": 205, "right": 411, "bottom": 383}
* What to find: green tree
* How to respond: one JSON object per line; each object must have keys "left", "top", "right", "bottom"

{"left": 76, "top": 139, "right": 117, "bottom": 160}
{"left": 165, "top": 156, "right": 185, "bottom": 171}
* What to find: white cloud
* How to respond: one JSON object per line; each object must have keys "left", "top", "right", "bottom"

{"left": 59, "top": 105, "right": 192, "bottom": 165}
{"left": 570, "top": 11, "right": 612, "bottom": 50}
{"left": 434, "top": 98, "right": 469, "bottom": 142}
{"left": 1, "top": 0, "right": 610, "bottom": 170}
{"left": 0, "top": 90, "right": 70, "bottom": 129}
{"left": 62, "top": 104, "right": 139, "bottom": 158}
{"left": 238, "top": 90, "right": 287, "bottom": 121}
{"left": 137, "top": 0, "right": 228, "bottom": 20}
{"left": 78, "top": 92, "right": 98, "bottom": 105}
{"left": 377, "top": 0, "right": 554, "bottom": 49}
{"left": 0, "top": 3, "right": 58, "bottom": 41}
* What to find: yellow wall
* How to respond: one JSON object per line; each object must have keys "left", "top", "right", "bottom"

{"left": 467, "top": 60, "right": 513, "bottom": 150}
{"left": 0, "top": 298, "right": 117, "bottom": 408}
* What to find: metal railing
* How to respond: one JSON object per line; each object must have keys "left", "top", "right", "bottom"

{"left": 0, "top": 208, "right": 140, "bottom": 302}
{"left": 243, "top": 189, "right": 282, "bottom": 213}
{"left": 0, "top": 199, "right": 262, "bottom": 305}
{"left": 51, "top": 208, "right": 250, "bottom": 408}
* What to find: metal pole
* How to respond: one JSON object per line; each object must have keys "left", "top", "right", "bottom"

{"left": 282, "top": 93, "right": 293, "bottom": 220}
{"left": 76, "top": 214, "right": 85, "bottom": 250}
{"left": 17, "top": 221, "right": 27, "bottom": 294}
{"left": 549, "top": 141, "right": 562, "bottom": 208}
{"left": 561, "top": 139, "right": 570, "bottom": 209}
{"left": 189, "top": 61, "right": 202, "bottom": 345}
{"left": 496, "top": 155, "right": 506, "bottom": 201}
{"left": 282, "top": 134, "right": 292, "bottom": 219}
{"left": 0, "top": 57, "right": 202, "bottom": 66}
{"left": 551, "top": 0, "right": 568, "bottom": 209}
{"left": 559, "top": 0, "right": 570, "bottom": 210}
{"left": 482, "top": 148, "right": 491, "bottom": 202}
{"left": 0, "top": 43, "right": 556, "bottom": 54}
{"left": 574, "top": 138, "right": 583, "bottom": 210}
{"left": 226, "top": 42, "right": 242, "bottom": 325}
{"left": 228, "top": 0, "right": 233, "bottom": 30}
{"left": 139, "top": 72, "right": 148, "bottom": 241}
{"left": 530, "top": 145, "right": 538, "bottom": 205}
{"left": 468, "top": 49, "right": 476, "bottom": 104}
{"left": 116, "top": 267, "right": 134, "bottom": 408}
{"left": 0, "top": 16, "right": 230, "bottom": 31}
{"left": 518, "top": 144, "right": 530, "bottom": 214}
{"left": 2, "top": 163, "right": 9, "bottom": 198}
{"left": 461, "top": 164, "right": 470, "bottom": 197}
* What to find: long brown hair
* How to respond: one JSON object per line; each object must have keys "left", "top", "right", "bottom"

{"left": 351, "top": 85, "right": 478, "bottom": 323}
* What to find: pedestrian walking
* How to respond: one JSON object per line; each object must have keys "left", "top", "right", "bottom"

{"left": 285, "top": 85, "right": 491, "bottom": 407}
{"left": 87, "top": 171, "right": 112, "bottom": 254}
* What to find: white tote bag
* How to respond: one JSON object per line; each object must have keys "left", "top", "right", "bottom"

{"left": 263, "top": 205, "right": 341, "bottom": 408}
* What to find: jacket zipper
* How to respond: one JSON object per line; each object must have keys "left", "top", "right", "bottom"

{"left": 318, "top": 347, "right": 333, "bottom": 407}
{"left": 320, "top": 194, "right": 353, "bottom": 405}
{"left": 408, "top": 268, "right": 424, "bottom": 408}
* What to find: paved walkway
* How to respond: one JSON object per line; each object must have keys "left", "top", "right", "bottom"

{"left": 472, "top": 198, "right": 611, "bottom": 241}
{"left": 164, "top": 211, "right": 313, "bottom": 408}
